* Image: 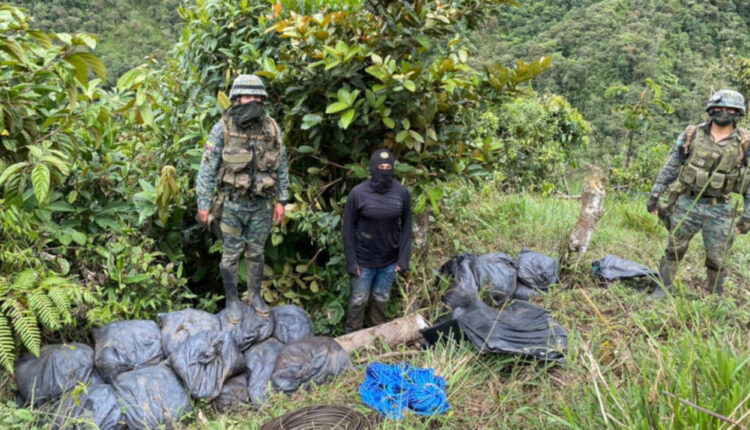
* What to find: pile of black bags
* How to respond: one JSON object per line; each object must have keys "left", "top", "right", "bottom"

{"left": 437, "top": 249, "right": 567, "bottom": 362}
{"left": 14, "top": 304, "right": 351, "bottom": 429}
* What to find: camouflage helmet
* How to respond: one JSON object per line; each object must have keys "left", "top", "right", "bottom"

{"left": 705, "top": 89, "right": 746, "bottom": 116}
{"left": 229, "top": 74, "right": 268, "bottom": 99}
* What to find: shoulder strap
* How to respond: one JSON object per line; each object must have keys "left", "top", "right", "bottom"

{"left": 221, "top": 118, "right": 229, "bottom": 147}
{"left": 683, "top": 124, "right": 699, "bottom": 155}
{"left": 267, "top": 117, "right": 282, "bottom": 148}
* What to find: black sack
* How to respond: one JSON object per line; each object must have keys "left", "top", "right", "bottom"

{"left": 438, "top": 253, "right": 480, "bottom": 310}
{"left": 217, "top": 303, "right": 274, "bottom": 351}
{"left": 114, "top": 365, "right": 192, "bottom": 430}
{"left": 592, "top": 255, "right": 658, "bottom": 288}
{"left": 169, "top": 330, "right": 244, "bottom": 400}
{"left": 454, "top": 300, "right": 567, "bottom": 362}
{"left": 245, "top": 337, "right": 285, "bottom": 405}
{"left": 516, "top": 249, "right": 559, "bottom": 290}
{"left": 15, "top": 343, "right": 94, "bottom": 406}
{"left": 159, "top": 308, "right": 221, "bottom": 353}
{"left": 271, "top": 305, "right": 314, "bottom": 345}
{"left": 213, "top": 373, "right": 250, "bottom": 413}
{"left": 473, "top": 253, "right": 520, "bottom": 303}
{"left": 44, "top": 383, "right": 125, "bottom": 430}
{"left": 271, "top": 336, "right": 351, "bottom": 393}
{"left": 94, "top": 320, "right": 164, "bottom": 384}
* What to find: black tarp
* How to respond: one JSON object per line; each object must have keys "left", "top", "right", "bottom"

{"left": 94, "top": 320, "right": 164, "bottom": 384}
{"left": 245, "top": 337, "right": 285, "bottom": 405}
{"left": 271, "top": 336, "right": 351, "bottom": 393}
{"left": 271, "top": 305, "right": 314, "bottom": 345}
{"left": 217, "top": 303, "right": 274, "bottom": 352}
{"left": 114, "top": 365, "right": 192, "bottom": 430}
{"left": 15, "top": 343, "right": 94, "bottom": 406}
{"left": 159, "top": 308, "right": 221, "bottom": 353}
{"left": 516, "top": 249, "right": 559, "bottom": 290}
{"left": 453, "top": 299, "right": 567, "bottom": 362}
{"left": 169, "top": 330, "right": 244, "bottom": 400}
{"left": 592, "top": 255, "right": 658, "bottom": 288}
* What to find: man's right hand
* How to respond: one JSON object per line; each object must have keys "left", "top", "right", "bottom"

{"left": 198, "top": 209, "right": 210, "bottom": 224}
{"left": 356, "top": 267, "right": 361, "bottom": 277}
{"left": 646, "top": 194, "right": 659, "bottom": 214}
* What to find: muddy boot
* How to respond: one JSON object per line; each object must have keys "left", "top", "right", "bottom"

{"left": 221, "top": 266, "right": 242, "bottom": 324}
{"left": 706, "top": 268, "right": 725, "bottom": 295}
{"left": 246, "top": 261, "right": 270, "bottom": 316}
{"left": 345, "top": 299, "right": 367, "bottom": 334}
{"left": 649, "top": 257, "right": 677, "bottom": 300}
{"left": 369, "top": 299, "right": 388, "bottom": 327}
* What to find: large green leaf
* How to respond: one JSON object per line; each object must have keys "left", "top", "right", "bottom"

{"left": 31, "top": 164, "right": 50, "bottom": 204}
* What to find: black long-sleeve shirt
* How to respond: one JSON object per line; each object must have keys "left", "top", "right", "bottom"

{"left": 342, "top": 180, "right": 412, "bottom": 275}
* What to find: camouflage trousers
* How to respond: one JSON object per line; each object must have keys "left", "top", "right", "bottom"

{"left": 664, "top": 194, "right": 735, "bottom": 270}
{"left": 218, "top": 197, "right": 274, "bottom": 272}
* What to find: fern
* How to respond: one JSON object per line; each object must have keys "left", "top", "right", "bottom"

{"left": 2, "top": 299, "right": 41, "bottom": 357}
{"left": 48, "top": 287, "right": 73, "bottom": 324}
{"left": 28, "top": 290, "right": 62, "bottom": 331}
{"left": 0, "top": 315, "right": 14, "bottom": 373}
{"left": 11, "top": 269, "right": 38, "bottom": 292}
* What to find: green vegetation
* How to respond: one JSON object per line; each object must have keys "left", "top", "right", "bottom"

{"left": 3, "top": 0, "right": 750, "bottom": 427}
{"left": 482, "top": 0, "right": 750, "bottom": 186}
{"left": 11, "top": 0, "right": 182, "bottom": 78}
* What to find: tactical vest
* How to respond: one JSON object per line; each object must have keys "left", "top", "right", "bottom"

{"left": 679, "top": 123, "right": 750, "bottom": 198}
{"left": 217, "top": 114, "right": 282, "bottom": 198}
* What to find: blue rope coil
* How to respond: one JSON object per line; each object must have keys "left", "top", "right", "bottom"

{"left": 359, "top": 362, "right": 450, "bottom": 419}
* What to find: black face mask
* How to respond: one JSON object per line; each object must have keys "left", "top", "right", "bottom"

{"left": 710, "top": 109, "right": 739, "bottom": 127}
{"left": 369, "top": 149, "right": 395, "bottom": 194}
{"left": 230, "top": 100, "right": 266, "bottom": 129}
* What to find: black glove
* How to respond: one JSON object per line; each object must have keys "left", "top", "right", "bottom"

{"left": 646, "top": 194, "right": 659, "bottom": 213}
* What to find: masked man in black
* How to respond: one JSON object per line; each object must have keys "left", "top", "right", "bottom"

{"left": 342, "top": 149, "right": 413, "bottom": 333}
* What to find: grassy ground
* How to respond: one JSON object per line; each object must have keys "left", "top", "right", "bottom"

{"left": 5, "top": 182, "right": 750, "bottom": 429}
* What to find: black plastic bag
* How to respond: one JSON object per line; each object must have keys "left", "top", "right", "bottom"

{"left": 245, "top": 337, "right": 285, "bottom": 405}
{"left": 114, "top": 365, "right": 192, "bottom": 430}
{"left": 217, "top": 303, "right": 274, "bottom": 352}
{"left": 213, "top": 373, "right": 250, "bottom": 412}
{"left": 271, "top": 336, "right": 351, "bottom": 393}
{"left": 454, "top": 300, "right": 567, "bottom": 362}
{"left": 169, "top": 330, "right": 244, "bottom": 400}
{"left": 473, "top": 253, "right": 520, "bottom": 303}
{"left": 44, "top": 383, "right": 125, "bottom": 430}
{"left": 516, "top": 249, "right": 559, "bottom": 290}
{"left": 438, "top": 253, "right": 480, "bottom": 310}
{"left": 271, "top": 305, "right": 314, "bottom": 345}
{"left": 94, "top": 320, "right": 164, "bottom": 384}
{"left": 159, "top": 308, "right": 221, "bottom": 353}
{"left": 592, "top": 255, "right": 658, "bottom": 288}
{"left": 15, "top": 343, "right": 94, "bottom": 406}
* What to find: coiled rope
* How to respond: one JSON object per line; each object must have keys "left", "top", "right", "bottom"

{"left": 260, "top": 404, "right": 375, "bottom": 430}
{"left": 358, "top": 362, "right": 450, "bottom": 419}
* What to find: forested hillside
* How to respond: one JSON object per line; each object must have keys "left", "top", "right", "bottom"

{"left": 483, "top": 0, "right": 750, "bottom": 163}
{"left": 12, "top": 0, "right": 182, "bottom": 78}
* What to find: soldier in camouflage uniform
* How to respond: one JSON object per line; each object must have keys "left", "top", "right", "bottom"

{"left": 647, "top": 90, "right": 750, "bottom": 298}
{"left": 196, "top": 74, "right": 289, "bottom": 323}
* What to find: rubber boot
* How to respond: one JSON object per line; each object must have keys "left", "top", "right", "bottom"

{"left": 345, "top": 300, "right": 366, "bottom": 334}
{"left": 649, "top": 257, "right": 676, "bottom": 300}
{"left": 221, "top": 266, "right": 242, "bottom": 324}
{"left": 246, "top": 260, "right": 270, "bottom": 316}
{"left": 369, "top": 299, "right": 388, "bottom": 327}
{"left": 706, "top": 268, "right": 725, "bottom": 295}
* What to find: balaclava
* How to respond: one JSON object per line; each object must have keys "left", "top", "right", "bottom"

{"left": 369, "top": 149, "right": 395, "bottom": 194}
{"left": 230, "top": 99, "right": 266, "bottom": 129}
{"left": 709, "top": 108, "right": 740, "bottom": 127}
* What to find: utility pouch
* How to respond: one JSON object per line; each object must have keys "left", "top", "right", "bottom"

{"left": 657, "top": 184, "right": 684, "bottom": 231}
{"left": 207, "top": 192, "right": 226, "bottom": 238}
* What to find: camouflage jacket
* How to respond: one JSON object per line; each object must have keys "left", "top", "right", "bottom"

{"left": 651, "top": 121, "right": 750, "bottom": 217}
{"left": 195, "top": 119, "right": 290, "bottom": 211}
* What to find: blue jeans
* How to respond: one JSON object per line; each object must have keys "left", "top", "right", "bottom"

{"left": 350, "top": 263, "right": 398, "bottom": 306}
{"left": 345, "top": 263, "right": 397, "bottom": 332}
